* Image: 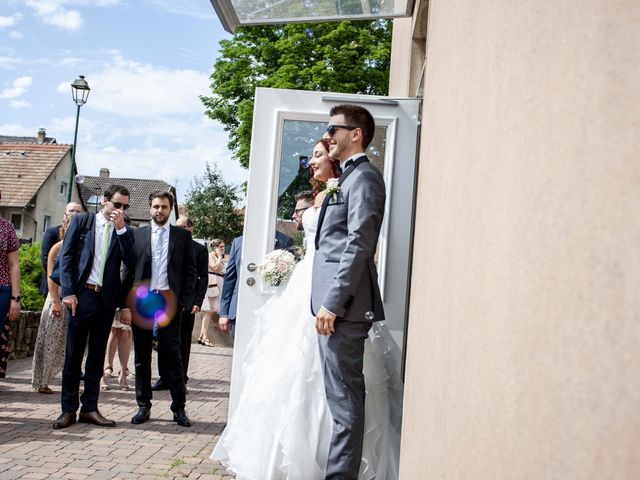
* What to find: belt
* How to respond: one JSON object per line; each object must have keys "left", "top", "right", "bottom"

{"left": 209, "top": 272, "right": 225, "bottom": 277}
{"left": 84, "top": 283, "right": 102, "bottom": 292}
{"left": 149, "top": 289, "right": 171, "bottom": 294}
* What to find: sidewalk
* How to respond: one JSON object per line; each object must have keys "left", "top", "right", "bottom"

{"left": 0, "top": 341, "right": 235, "bottom": 480}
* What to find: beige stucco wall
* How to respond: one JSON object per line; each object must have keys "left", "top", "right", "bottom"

{"left": 399, "top": 0, "right": 640, "bottom": 478}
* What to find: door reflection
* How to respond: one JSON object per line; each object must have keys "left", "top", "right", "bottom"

{"left": 274, "top": 119, "right": 387, "bottom": 253}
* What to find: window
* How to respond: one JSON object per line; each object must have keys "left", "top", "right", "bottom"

{"left": 43, "top": 215, "right": 51, "bottom": 233}
{"left": 10, "top": 213, "right": 22, "bottom": 231}
{"left": 59, "top": 181, "right": 68, "bottom": 196}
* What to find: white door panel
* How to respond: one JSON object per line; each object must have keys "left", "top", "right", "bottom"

{"left": 229, "top": 87, "right": 420, "bottom": 414}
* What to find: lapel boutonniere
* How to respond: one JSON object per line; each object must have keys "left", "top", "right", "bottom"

{"left": 325, "top": 178, "right": 340, "bottom": 201}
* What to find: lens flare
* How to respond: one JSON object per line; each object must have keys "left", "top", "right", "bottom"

{"left": 127, "top": 285, "right": 177, "bottom": 330}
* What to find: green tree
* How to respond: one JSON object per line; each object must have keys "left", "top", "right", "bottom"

{"left": 19, "top": 242, "right": 45, "bottom": 312}
{"left": 201, "top": 20, "right": 392, "bottom": 169}
{"left": 185, "top": 163, "right": 244, "bottom": 244}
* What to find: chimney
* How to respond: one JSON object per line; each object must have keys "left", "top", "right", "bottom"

{"left": 37, "top": 128, "right": 46, "bottom": 144}
{"left": 99, "top": 168, "right": 110, "bottom": 178}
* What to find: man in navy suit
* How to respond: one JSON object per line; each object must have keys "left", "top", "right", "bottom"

{"left": 218, "top": 231, "right": 293, "bottom": 335}
{"left": 40, "top": 202, "right": 83, "bottom": 296}
{"left": 53, "top": 185, "right": 136, "bottom": 429}
{"left": 122, "top": 191, "right": 196, "bottom": 427}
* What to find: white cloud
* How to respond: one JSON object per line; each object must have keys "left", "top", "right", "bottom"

{"left": 9, "top": 99, "right": 31, "bottom": 108}
{"left": 0, "top": 76, "right": 32, "bottom": 99}
{"left": 24, "top": 0, "right": 121, "bottom": 31}
{"left": 9, "top": 31, "right": 23, "bottom": 40}
{"left": 0, "top": 123, "right": 35, "bottom": 136}
{"left": 0, "top": 13, "right": 23, "bottom": 29}
{"left": 47, "top": 9, "right": 83, "bottom": 30}
{"left": 60, "top": 57, "right": 85, "bottom": 66}
{"left": 59, "top": 54, "right": 212, "bottom": 118}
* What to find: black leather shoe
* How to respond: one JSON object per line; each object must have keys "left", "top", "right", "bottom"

{"left": 151, "top": 379, "right": 168, "bottom": 391}
{"left": 52, "top": 412, "right": 76, "bottom": 429}
{"left": 173, "top": 410, "right": 191, "bottom": 427}
{"left": 131, "top": 407, "right": 151, "bottom": 425}
{"left": 78, "top": 410, "right": 116, "bottom": 427}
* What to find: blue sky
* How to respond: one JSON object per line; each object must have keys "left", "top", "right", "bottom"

{"left": 0, "top": 0, "right": 248, "bottom": 201}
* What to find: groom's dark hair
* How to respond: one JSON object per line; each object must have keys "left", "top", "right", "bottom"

{"left": 329, "top": 104, "right": 375, "bottom": 149}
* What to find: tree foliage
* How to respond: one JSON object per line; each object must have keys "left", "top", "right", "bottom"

{"left": 19, "top": 242, "right": 45, "bottom": 312}
{"left": 201, "top": 20, "right": 392, "bottom": 169}
{"left": 185, "top": 163, "right": 244, "bottom": 245}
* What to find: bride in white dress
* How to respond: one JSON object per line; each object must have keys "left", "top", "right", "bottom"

{"left": 211, "top": 140, "right": 402, "bottom": 480}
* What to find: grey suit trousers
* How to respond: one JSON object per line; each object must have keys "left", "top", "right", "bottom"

{"left": 318, "top": 319, "right": 372, "bottom": 480}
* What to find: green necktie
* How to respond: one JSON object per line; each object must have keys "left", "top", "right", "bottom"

{"left": 97, "top": 222, "right": 112, "bottom": 287}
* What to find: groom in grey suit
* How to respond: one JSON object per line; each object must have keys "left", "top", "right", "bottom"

{"left": 311, "top": 104, "right": 386, "bottom": 479}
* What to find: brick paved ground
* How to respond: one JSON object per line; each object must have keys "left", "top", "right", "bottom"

{"left": 0, "top": 342, "right": 235, "bottom": 479}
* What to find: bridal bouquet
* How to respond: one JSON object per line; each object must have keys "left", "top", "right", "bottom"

{"left": 258, "top": 249, "right": 296, "bottom": 287}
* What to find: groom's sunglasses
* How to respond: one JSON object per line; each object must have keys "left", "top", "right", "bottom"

{"left": 110, "top": 201, "right": 130, "bottom": 210}
{"left": 325, "top": 124, "right": 358, "bottom": 136}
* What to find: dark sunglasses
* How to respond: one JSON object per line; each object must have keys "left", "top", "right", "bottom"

{"left": 326, "top": 124, "right": 358, "bottom": 136}
{"left": 111, "top": 201, "right": 130, "bottom": 210}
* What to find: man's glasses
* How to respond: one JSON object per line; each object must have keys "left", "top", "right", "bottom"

{"left": 325, "top": 125, "right": 358, "bottom": 136}
{"left": 294, "top": 207, "right": 310, "bottom": 216}
{"left": 110, "top": 201, "right": 130, "bottom": 210}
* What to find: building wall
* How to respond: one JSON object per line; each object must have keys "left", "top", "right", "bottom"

{"left": 21, "top": 152, "right": 82, "bottom": 242}
{"left": 396, "top": 1, "right": 640, "bottom": 478}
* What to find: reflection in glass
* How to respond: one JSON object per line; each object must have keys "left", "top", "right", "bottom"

{"left": 274, "top": 119, "right": 387, "bottom": 251}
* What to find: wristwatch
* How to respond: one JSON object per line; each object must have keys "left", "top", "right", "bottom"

{"left": 10, "top": 295, "right": 20, "bottom": 303}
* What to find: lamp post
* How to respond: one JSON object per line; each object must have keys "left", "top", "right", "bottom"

{"left": 67, "top": 75, "right": 90, "bottom": 202}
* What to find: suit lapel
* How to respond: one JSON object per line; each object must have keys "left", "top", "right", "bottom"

{"left": 168, "top": 225, "right": 176, "bottom": 263}
{"left": 314, "top": 155, "right": 369, "bottom": 250}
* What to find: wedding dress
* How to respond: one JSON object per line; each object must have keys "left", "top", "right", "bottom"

{"left": 211, "top": 207, "right": 402, "bottom": 480}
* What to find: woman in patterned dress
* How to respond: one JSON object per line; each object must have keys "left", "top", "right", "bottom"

{"left": 31, "top": 216, "right": 72, "bottom": 393}
{"left": 198, "top": 239, "right": 225, "bottom": 346}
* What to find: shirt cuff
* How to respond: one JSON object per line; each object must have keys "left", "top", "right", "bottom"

{"left": 320, "top": 306, "right": 337, "bottom": 317}
{"left": 116, "top": 226, "right": 127, "bottom": 235}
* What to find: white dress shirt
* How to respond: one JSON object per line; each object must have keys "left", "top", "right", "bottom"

{"left": 150, "top": 222, "right": 170, "bottom": 290}
{"left": 87, "top": 212, "right": 127, "bottom": 286}
{"left": 340, "top": 152, "right": 365, "bottom": 172}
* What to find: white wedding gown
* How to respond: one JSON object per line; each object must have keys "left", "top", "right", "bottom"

{"left": 211, "top": 207, "right": 402, "bottom": 480}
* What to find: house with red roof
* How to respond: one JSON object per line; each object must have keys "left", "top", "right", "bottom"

{"left": 0, "top": 129, "right": 83, "bottom": 242}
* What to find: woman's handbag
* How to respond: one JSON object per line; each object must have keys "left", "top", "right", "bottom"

{"left": 207, "top": 285, "right": 220, "bottom": 297}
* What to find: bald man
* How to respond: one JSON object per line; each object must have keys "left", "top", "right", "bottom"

{"left": 40, "top": 202, "right": 83, "bottom": 296}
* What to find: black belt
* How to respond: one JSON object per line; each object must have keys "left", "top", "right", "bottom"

{"left": 209, "top": 272, "right": 225, "bottom": 277}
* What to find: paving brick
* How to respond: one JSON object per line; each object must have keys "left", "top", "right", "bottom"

{"left": 1, "top": 344, "right": 234, "bottom": 479}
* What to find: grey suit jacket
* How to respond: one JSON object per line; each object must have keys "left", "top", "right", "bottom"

{"left": 311, "top": 156, "right": 386, "bottom": 322}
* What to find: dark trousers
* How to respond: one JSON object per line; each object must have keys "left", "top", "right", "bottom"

{"left": 318, "top": 320, "right": 371, "bottom": 480}
{"left": 159, "top": 309, "right": 195, "bottom": 384}
{"left": 0, "top": 285, "right": 10, "bottom": 333}
{"left": 132, "top": 309, "right": 186, "bottom": 412}
{"left": 61, "top": 288, "right": 115, "bottom": 413}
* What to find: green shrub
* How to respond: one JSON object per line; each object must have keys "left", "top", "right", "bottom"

{"left": 18, "top": 242, "right": 44, "bottom": 312}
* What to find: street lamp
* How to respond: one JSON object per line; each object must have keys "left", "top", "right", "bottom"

{"left": 67, "top": 75, "right": 90, "bottom": 202}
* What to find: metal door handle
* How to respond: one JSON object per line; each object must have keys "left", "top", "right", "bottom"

{"left": 247, "top": 263, "right": 257, "bottom": 272}
{"left": 246, "top": 277, "right": 256, "bottom": 286}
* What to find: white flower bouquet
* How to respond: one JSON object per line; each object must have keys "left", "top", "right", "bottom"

{"left": 258, "top": 249, "right": 296, "bottom": 287}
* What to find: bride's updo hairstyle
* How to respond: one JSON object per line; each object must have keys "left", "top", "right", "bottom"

{"left": 309, "top": 139, "right": 340, "bottom": 193}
